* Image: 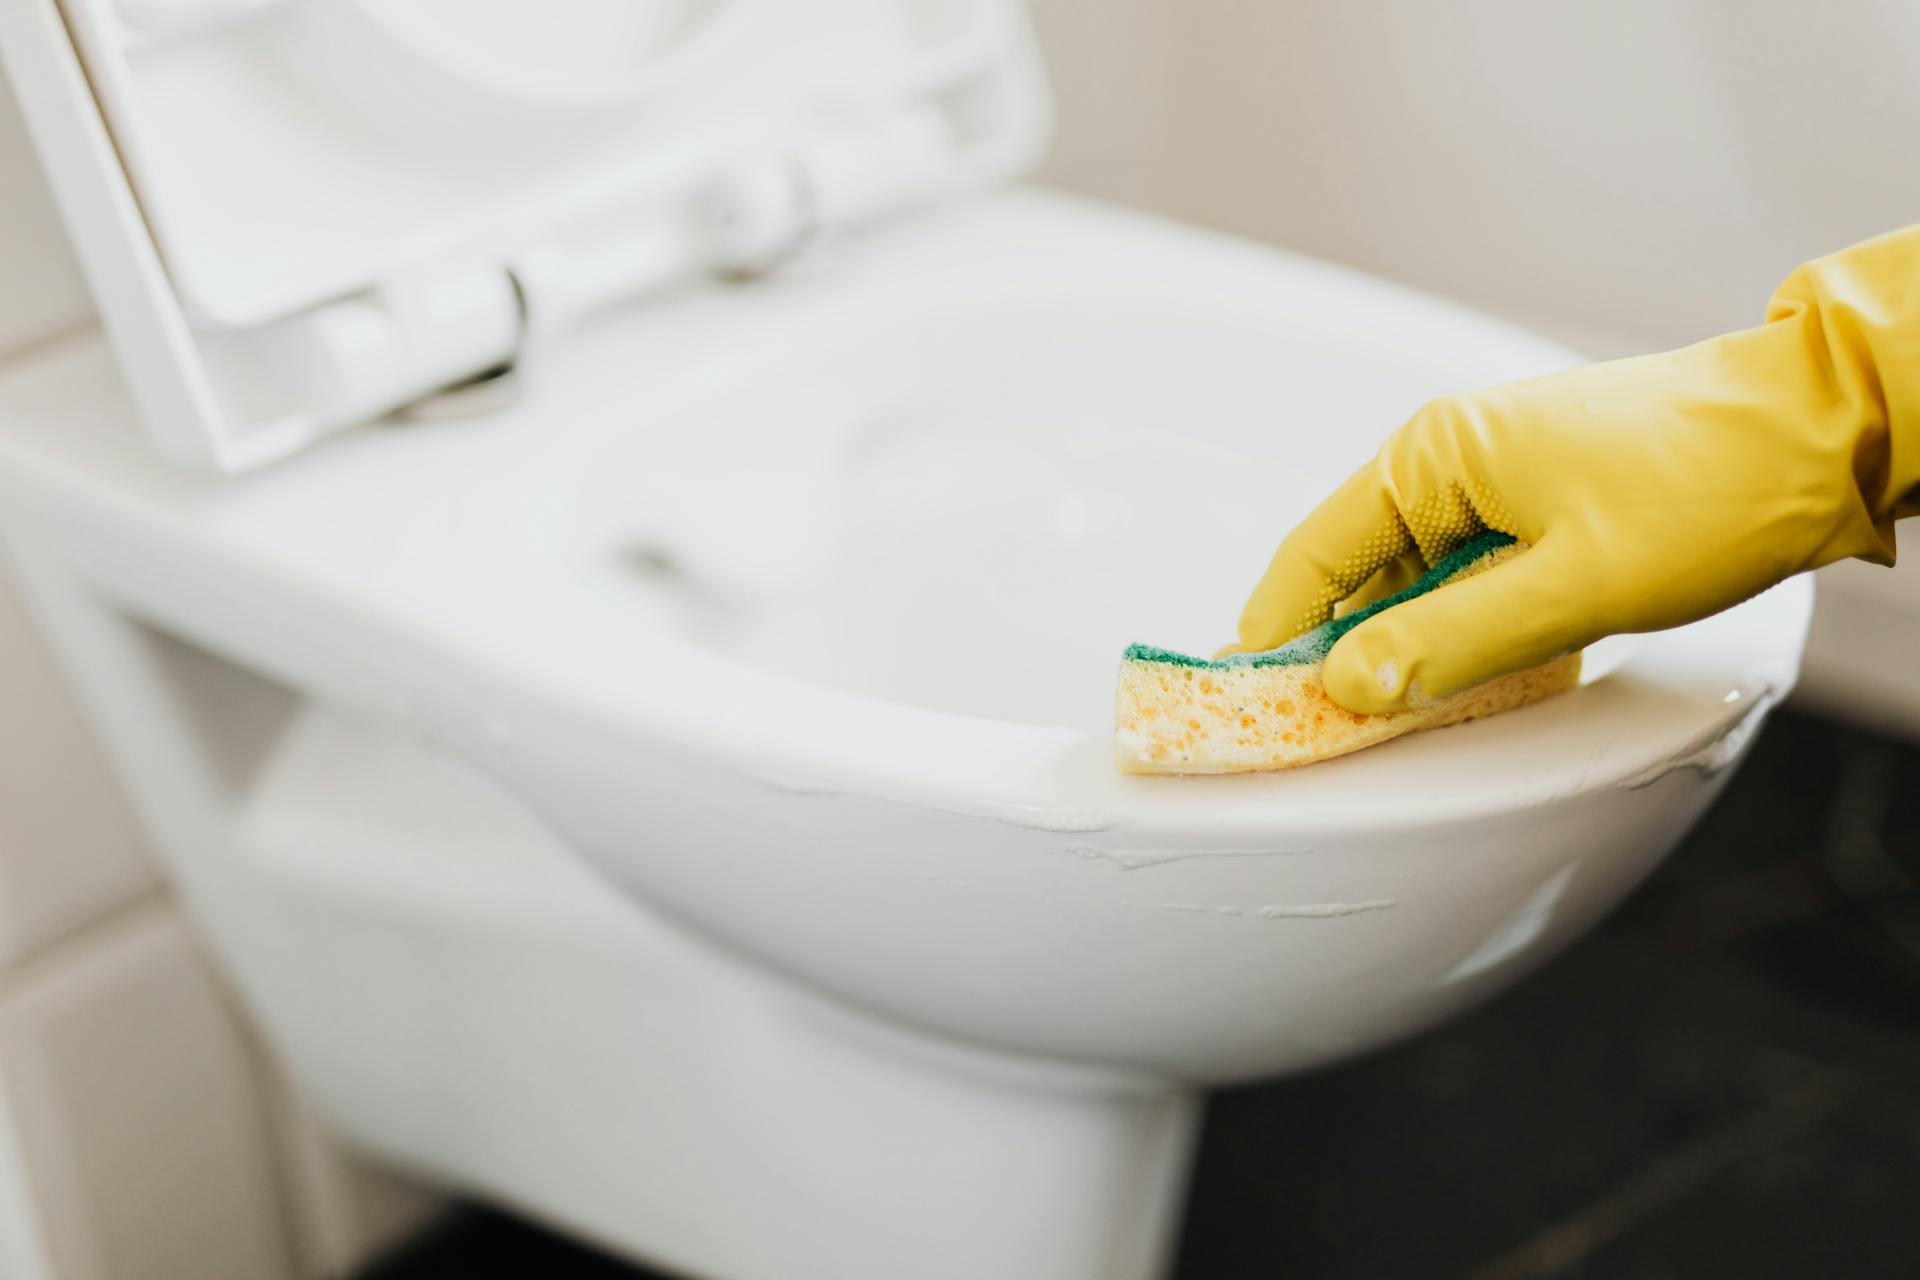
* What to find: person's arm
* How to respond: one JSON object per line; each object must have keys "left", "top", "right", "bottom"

{"left": 1232, "top": 226, "right": 1920, "bottom": 715}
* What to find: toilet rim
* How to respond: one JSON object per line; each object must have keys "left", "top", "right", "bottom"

{"left": 0, "top": 193, "right": 1812, "bottom": 840}
{"left": 0, "top": 376, "right": 1807, "bottom": 845}
{"left": 429, "top": 563, "right": 1809, "bottom": 840}
{"left": 6, "top": 452, "right": 1797, "bottom": 850}
{"left": 0, "top": 349, "right": 1806, "bottom": 846}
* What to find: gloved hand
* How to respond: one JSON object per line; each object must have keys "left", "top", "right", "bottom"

{"left": 1233, "top": 226, "right": 1920, "bottom": 714}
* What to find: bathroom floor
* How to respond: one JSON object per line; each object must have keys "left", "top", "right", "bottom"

{"left": 360, "top": 708, "right": 1920, "bottom": 1280}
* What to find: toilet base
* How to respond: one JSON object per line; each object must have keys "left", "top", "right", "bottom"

{"left": 6, "top": 551, "right": 1201, "bottom": 1280}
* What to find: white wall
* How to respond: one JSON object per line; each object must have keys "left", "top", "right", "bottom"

{"left": 1030, "top": 0, "right": 1920, "bottom": 735}
{"left": 1036, "top": 0, "right": 1920, "bottom": 355}
{"left": 0, "top": 71, "right": 88, "bottom": 355}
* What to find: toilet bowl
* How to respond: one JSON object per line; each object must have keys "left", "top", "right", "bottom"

{"left": 0, "top": 4, "right": 1807, "bottom": 1278}
{"left": 0, "top": 191, "right": 1808, "bottom": 1280}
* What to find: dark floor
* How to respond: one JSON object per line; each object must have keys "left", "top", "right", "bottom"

{"left": 362, "top": 708, "right": 1920, "bottom": 1280}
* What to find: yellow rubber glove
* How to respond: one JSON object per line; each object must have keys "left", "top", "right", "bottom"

{"left": 1234, "top": 226, "right": 1920, "bottom": 714}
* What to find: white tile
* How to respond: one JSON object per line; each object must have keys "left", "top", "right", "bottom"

{"left": 1797, "top": 556, "right": 1920, "bottom": 741}
{"left": 0, "top": 565, "right": 157, "bottom": 974}
{"left": 0, "top": 902, "right": 296, "bottom": 1280}
{"left": 0, "top": 1095, "right": 57, "bottom": 1280}
{"left": 262, "top": 1058, "right": 446, "bottom": 1278}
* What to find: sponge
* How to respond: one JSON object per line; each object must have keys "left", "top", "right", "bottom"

{"left": 1115, "top": 532, "right": 1581, "bottom": 775}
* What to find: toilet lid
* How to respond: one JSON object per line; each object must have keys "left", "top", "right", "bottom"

{"left": 3, "top": 0, "right": 1045, "bottom": 469}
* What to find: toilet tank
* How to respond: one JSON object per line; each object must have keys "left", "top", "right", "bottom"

{"left": 1031, "top": 0, "right": 1920, "bottom": 737}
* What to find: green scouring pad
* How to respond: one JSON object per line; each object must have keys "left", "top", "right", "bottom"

{"left": 1115, "top": 532, "right": 1581, "bottom": 774}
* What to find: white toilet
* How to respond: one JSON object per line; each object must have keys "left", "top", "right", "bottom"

{"left": 0, "top": 2, "right": 1809, "bottom": 1278}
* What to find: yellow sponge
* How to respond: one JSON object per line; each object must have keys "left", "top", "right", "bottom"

{"left": 1115, "top": 534, "right": 1581, "bottom": 775}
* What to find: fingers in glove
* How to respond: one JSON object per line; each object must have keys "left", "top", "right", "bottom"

{"left": 1321, "top": 536, "right": 1594, "bottom": 714}
{"left": 1235, "top": 464, "right": 1416, "bottom": 652}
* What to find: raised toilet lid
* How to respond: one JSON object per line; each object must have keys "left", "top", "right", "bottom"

{"left": 3, "top": 0, "right": 1046, "bottom": 467}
